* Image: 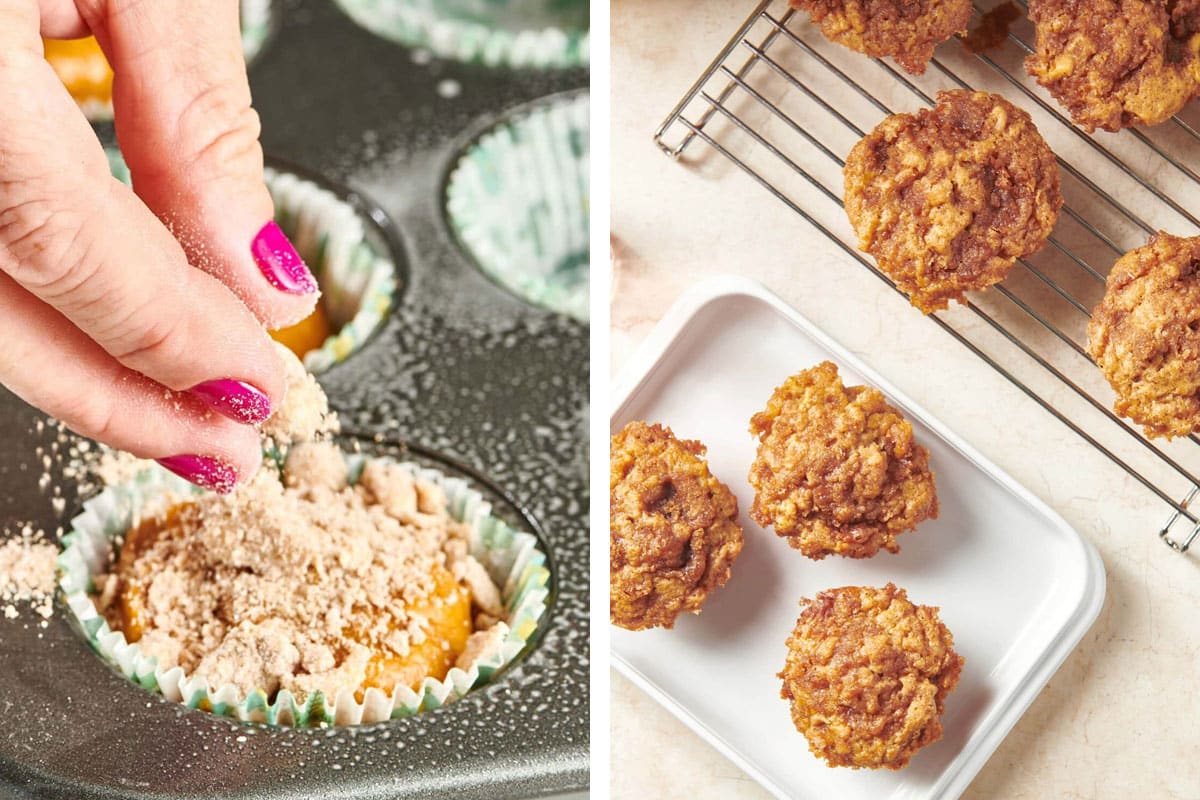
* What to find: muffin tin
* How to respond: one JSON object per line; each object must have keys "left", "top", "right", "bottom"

{"left": 0, "top": 0, "right": 588, "bottom": 796}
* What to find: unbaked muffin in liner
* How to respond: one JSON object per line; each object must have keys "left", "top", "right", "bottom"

{"left": 331, "top": 0, "right": 589, "bottom": 69}
{"left": 57, "top": 456, "right": 550, "bottom": 727}
{"left": 52, "top": 0, "right": 276, "bottom": 122}
{"left": 263, "top": 166, "right": 400, "bottom": 372}
{"left": 103, "top": 147, "right": 399, "bottom": 372}
{"left": 445, "top": 91, "right": 589, "bottom": 321}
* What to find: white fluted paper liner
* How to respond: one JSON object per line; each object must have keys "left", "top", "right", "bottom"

{"left": 446, "top": 91, "right": 589, "bottom": 321}
{"left": 331, "top": 0, "right": 588, "bottom": 69}
{"left": 264, "top": 167, "right": 399, "bottom": 372}
{"left": 58, "top": 456, "right": 551, "bottom": 727}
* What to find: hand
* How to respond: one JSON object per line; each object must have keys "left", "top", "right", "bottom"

{"left": 0, "top": 0, "right": 319, "bottom": 492}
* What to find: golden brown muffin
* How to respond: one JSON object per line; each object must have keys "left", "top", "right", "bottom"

{"left": 790, "top": 0, "right": 972, "bottom": 74}
{"left": 748, "top": 362, "right": 937, "bottom": 559}
{"left": 844, "top": 90, "right": 1062, "bottom": 313}
{"left": 1087, "top": 232, "right": 1200, "bottom": 438}
{"left": 1025, "top": 0, "right": 1200, "bottom": 132}
{"left": 779, "top": 584, "right": 964, "bottom": 770}
{"left": 610, "top": 421, "right": 744, "bottom": 630}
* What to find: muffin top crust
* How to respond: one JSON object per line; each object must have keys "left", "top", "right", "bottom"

{"left": 748, "top": 362, "right": 938, "bottom": 559}
{"left": 844, "top": 90, "right": 1062, "bottom": 313}
{"left": 779, "top": 583, "right": 964, "bottom": 770}
{"left": 790, "top": 0, "right": 972, "bottom": 75}
{"left": 1088, "top": 232, "right": 1200, "bottom": 438}
{"left": 610, "top": 421, "right": 744, "bottom": 630}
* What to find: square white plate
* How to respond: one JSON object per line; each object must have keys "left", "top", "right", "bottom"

{"left": 611, "top": 276, "right": 1106, "bottom": 800}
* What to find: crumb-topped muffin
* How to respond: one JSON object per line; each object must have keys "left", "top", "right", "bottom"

{"left": 844, "top": 90, "right": 1062, "bottom": 313}
{"left": 749, "top": 362, "right": 937, "bottom": 559}
{"left": 1087, "top": 232, "right": 1200, "bottom": 438}
{"left": 95, "top": 346, "right": 509, "bottom": 704}
{"left": 1025, "top": 0, "right": 1200, "bottom": 131}
{"left": 779, "top": 584, "right": 964, "bottom": 770}
{"left": 99, "top": 442, "right": 508, "bottom": 702}
{"left": 790, "top": 0, "right": 972, "bottom": 75}
{"left": 610, "top": 421, "right": 744, "bottom": 630}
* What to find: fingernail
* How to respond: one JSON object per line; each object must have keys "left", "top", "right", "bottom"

{"left": 188, "top": 379, "right": 272, "bottom": 425}
{"left": 250, "top": 221, "right": 317, "bottom": 295}
{"left": 156, "top": 455, "right": 239, "bottom": 494}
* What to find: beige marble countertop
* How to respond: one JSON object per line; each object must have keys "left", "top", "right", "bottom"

{"left": 609, "top": 1, "right": 1200, "bottom": 797}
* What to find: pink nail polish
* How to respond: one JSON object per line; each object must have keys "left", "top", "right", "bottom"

{"left": 250, "top": 221, "right": 317, "bottom": 295}
{"left": 189, "top": 379, "right": 272, "bottom": 425}
{"left": 156, "top": 455, "right": 239, "bottom": 494}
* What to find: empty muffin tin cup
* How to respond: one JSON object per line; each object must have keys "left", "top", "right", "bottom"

{"left": 104, "top": 149, "right": 399, "bottom": 372}
{"left": 332, "top": 0, "right": 589, "bottom": 69}
{"left": 445, "top": 91, "right": 590, "bottom": 321}
{"left": 57, "top": 455, "right": 551, "bottom": 727}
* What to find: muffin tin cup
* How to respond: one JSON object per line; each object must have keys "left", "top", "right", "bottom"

{"left": 104, "top": 148, "right": 400, "bottom": 372}
{"left": 57, "top": 455, "right": 551, "bottom": 727}
{"left": 264, "top": 165, "right": 401, "bottom": 371}
{"left": 331, "top": 0, "right": 589, "bottom": 69}
{"left": 445, "top": 90, "right": 590, "bottom": 321}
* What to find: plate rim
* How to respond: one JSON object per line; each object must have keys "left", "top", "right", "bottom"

{"left": 610, "top": 273, "right": 1107, "bottom": 800}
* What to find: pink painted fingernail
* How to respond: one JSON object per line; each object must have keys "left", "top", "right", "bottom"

{"left": 189, "top": 379, "right": 272, "bottom": 425}
{"left": 156, "top": 455, "right": 239, "bottom": 494}
{"left": 250, "top": 221, "right": 317, "bottom": 295}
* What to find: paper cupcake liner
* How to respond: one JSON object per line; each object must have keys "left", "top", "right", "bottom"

{"left": 332, "top": 0, "right": 589, "bottom": 69}
{"left": 103, "top": 148, "right": 399, "bottom": 372}
{"left": 264, "top": 167, "right": 400, "bottom": 371}
{"left": 71, "top": 0, "right": 274, "bottom": 122}
{"left": 445, "top": 91, "right": 589, "bottom": 322}
{"left": 58, "top": 455, "right": 551, "bottom": 727}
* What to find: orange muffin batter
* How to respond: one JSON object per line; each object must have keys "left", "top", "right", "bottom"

{"left": 270, "top": 302, "right": 333, "bottom": 361}
{"left": 44, "top": 37, "right": 113, "bottom": 111}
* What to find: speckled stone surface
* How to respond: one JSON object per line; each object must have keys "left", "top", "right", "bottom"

{"left": 0, "top": 0, "right": 588, "bottom": 797}
{"left": 611, "top": 0, "right": 1200, "bottom": 797}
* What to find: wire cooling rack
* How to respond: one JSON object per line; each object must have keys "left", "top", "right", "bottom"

{"left": 654, "top": 0, "right": 1200, "bottom": 553}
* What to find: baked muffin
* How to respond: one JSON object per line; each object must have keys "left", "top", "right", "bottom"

{"left": 1087, "top": 232, "right": 1200, "bottom": 438}
{"left": 748, "top": 362, "right": 937, "bottom": 559}
{"left": 610, "top": 421, "right": 744, "bottom": 630}
{"left": 844, "top": 90, "right": 1062, "bottom": 313}
{"left": 790, "top": 0, "right": 972, "bottom": 74}
{"left": 779, "top": 584, "right": 964, "bottom": 770}
{"left": 1025, "top": 0, "right": 1200, "bottom": 132}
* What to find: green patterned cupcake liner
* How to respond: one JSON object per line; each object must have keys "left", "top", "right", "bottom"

{"left": 263, "top": 166, "right": 400, "bottom": 372}
{"left": 76, "top": 0, "right": 275, "bottom": 122}
{"left": 104, "top": 148, "right": 399, "bottom": 373}
{"left": 445, "top": 91, "right": 589, "bottom": 321}
{"left": 58, "top": 456, "right": 551, "bottom": 727}
{"left": 332, "top": 0, "right": 589, "bottom": 69}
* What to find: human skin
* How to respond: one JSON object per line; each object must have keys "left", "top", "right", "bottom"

{"left": 0, "top": 0, "right": 321, "bottom": 491}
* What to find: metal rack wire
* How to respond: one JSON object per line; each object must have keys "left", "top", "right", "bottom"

{"left": 654, "top": 0, "right": 1200, "bottom": 552}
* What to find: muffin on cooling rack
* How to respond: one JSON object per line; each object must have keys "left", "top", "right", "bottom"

{"left": 1025, "top": 0, "right": 1200, "bottom": 131}
{"left": 844, "top": 90, "right": 1062, "bottom": 313}
{"left": 610, "top": 421, "right": 744, "bottom": 630}
{"left": 779, "top": 583, "right": 964, "bottom": 770}
{"left": 1088, "top": 232, "right": 1200, "bottom": 439}
{"left": 790, "top": 0, "right": 972, "bottom": 75}
{"left": 748, "top": 362, "right": 937, "bottom": 560}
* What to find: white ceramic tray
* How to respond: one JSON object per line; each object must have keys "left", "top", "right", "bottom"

{"left": 611, "top": 276, "right": 1106, "bottom": 800}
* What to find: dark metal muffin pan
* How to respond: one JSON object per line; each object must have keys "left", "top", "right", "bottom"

{"left": 0, "top": 0, "right": 589, "bottom": 796}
